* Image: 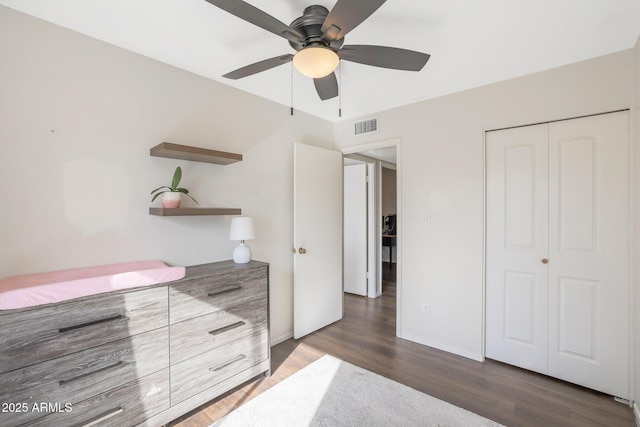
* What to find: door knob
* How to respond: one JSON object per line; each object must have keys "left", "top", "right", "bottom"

{"left": 298, "top": 247, "right": 307, "bottom": 255}
{"left": 541, "top": 258, "right": 549, "bottom": 264}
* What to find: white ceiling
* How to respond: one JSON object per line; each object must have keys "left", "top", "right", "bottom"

{"left": 2, "top": 0, "right": 639, "bottom": 122}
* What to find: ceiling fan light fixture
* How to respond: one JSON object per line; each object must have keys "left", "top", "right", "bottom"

{"left": 293, "top": 46, "right": 339, "bottom": 78}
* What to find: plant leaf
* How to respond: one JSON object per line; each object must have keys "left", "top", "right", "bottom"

{"left": 176, "top": 188, "right": 199, "bottom": 204}
{"left": 171, "top": 167, "right": 182, "bottom": 190}
{"left": 151, "top": 191, "right": 168, "bottom": 202}
{"left": 185, "top": 193, "right": 199, "bottom": 205}
{"left": 151, "top": 186, "right": 171, "bottom": 195}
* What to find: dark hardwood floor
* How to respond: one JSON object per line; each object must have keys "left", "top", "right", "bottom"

{"left": 171, "top": 263, "right": 634, "bottom": 427}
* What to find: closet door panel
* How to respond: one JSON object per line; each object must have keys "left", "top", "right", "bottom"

{"left": 547, "top": 111, "right": 629, "bottom": 399}
{"left": 485, "top": 124, "right": 549, "bottom": 374}
{"left": 557, "top": 137, "right": 596, "bottom": 252}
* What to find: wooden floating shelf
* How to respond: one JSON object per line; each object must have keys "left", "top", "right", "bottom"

{"left": 150, "top": 142, "right": 242, "bottom": 165}
{"left": 149, "top": 207, "right": 242, "bottom": 216}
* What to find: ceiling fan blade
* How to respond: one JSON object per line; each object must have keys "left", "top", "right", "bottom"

{"left": 314, "top": 73, "right": 339, "bottom": 100}
{"left": 223, "top": 54, "right": 293, "bottom": 79}
{"left": 338, "top": 45, "right": 430, "bottom": 71}
{"left": 321, "top": 0, "right": 386, "bottom": 41}
{"left": 204, "top": 0, "right": 304, "bottom": 44}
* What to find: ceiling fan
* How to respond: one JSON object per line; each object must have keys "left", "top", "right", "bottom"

{"left": 204, "top": 0, "right": 430, "bottom": 101}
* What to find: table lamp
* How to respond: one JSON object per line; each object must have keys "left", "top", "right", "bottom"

{"left": 229, "top": 216, "right": 255, "bottom": 264}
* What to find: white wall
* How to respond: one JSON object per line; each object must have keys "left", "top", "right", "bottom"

{"left": 335, "top": 50, "right": 634, "bottom": 360}
{"left": 0, "top": 6, "right": 334, "bottom": 344}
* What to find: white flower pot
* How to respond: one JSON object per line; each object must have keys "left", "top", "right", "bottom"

{"left": 161, "top": 192, "right": 181, "bottom": 208}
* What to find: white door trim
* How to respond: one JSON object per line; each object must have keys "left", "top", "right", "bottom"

{"left": 481, "top": 129, "right": 487, "bottom": 361}
{"left": 367, "top": 161, "right": 382, "bottom": 298}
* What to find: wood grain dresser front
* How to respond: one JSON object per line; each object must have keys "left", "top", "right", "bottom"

{"left": 0, "top": 260, "right": 270, "bottom": 427}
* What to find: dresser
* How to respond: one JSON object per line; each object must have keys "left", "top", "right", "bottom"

{"left": 0, "top": 260, "right": 270, "bottom": 427}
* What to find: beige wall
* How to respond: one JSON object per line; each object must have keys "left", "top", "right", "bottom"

{"left": 381, "top": 167, "right": 397, "bottom": 217}
{"left": 335, "top": 49, "right": 634, "bottom": 360}
{"left": 0, "top": 6, "right": 334, "bottom": 343}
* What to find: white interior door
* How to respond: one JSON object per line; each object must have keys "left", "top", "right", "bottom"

{"left": 486, "top": 123, "right": 550, "bottom": 374}
{"left": 546, "top": 112, "right": 629, "bottom": 399}
{"left": 294, "top": 143, "right": 343, "bottom": 339}
{"left": 344, "top": 163, "right": 368, "bottom": 296}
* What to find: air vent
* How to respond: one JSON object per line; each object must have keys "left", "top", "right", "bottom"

{"left": 354, "top": 117, "right": 378, "bottom": 135}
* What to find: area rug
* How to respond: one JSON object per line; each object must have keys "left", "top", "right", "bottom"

{"left": 213, "top": 355, "right": 506, "bottom": 427}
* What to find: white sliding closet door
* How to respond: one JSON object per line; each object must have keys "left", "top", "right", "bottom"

{"left": 486, "top": 111, "right": 629, "bottom": 399}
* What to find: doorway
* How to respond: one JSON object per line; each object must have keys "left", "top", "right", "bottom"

{"left": 342, "top": 139, "right": 400, "bottom": 320}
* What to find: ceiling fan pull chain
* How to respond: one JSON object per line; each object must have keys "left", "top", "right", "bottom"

{"left": 290, "top": 62, "right": 294, "bottom": 116}
{"left": 338, "top": 62, "right": 342, "bottom": 118}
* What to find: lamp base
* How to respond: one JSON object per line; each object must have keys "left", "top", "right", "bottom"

{"left": 233, "top": 242, "right": 252, "bottom": 264}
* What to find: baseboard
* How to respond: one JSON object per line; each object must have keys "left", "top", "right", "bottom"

{"left": 399, "top": 332, "right": 484, "bottom": 362}
{"left": 270, "top": 330, "right": 293, "bottom": 346}
{"left": 634, "top": 401, "right": 640, "bottom": 427}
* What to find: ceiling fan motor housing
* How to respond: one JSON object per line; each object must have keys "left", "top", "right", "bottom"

{"left": 289, "top": 5, "right": 344, "bottom": 51}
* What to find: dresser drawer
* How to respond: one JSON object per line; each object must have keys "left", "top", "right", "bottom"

{"left": 170, "top": 297, "right": 267, "bottom": 364}
{"left": 170, "top": 266, "right": 267, "bottom": 324}
{"left": 25, "top": 368, "right": 170, "bottom": 427}
{"left": 0, "top": 286, "right": 168, "bottom": 373}
{"left": 171, "top": 329, "right": 268, "bottom": 404}
{"left": 0, "top": 328, "right": 168, "bottom": 427}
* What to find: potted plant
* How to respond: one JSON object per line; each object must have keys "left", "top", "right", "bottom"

{"left": 151, "top": 166, "right": 199, "bottom": 208}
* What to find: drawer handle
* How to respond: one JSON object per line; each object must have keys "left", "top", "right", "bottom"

{"left": 208, "top": 285, "right": 242, "bottom": 297}
{"left": 210, "top": 354, "right": 247, "bottom": 373}
{"left": 59, "top": 314, "right": 124, "bottom": 333}
{"left": 59, "top": 361, "right": 124, "bottom": 386}
{"left": 81, "top": 407, "right": 124, "bottom": 427}
{"left": 208, "top": 321, "right": 246, "bottom": 336}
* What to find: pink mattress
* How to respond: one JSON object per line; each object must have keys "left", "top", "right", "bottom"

{"left": 0, "top": 260, "right": 185, "bottom": 310}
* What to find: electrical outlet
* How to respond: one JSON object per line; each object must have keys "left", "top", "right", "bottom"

{"left": 421, "top": 303, "right": 430, "bottom": 316}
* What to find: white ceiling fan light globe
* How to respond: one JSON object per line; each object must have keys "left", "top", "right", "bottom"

{"left": 293, "top": 46, "right": 340, "bottom": 78}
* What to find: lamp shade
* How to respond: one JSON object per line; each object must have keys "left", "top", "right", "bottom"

{"left": 292, "top": 46, "right": 339, "bottom": 78}
{"left": 229, "top": 217, "right": 255, "bottom": 241}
